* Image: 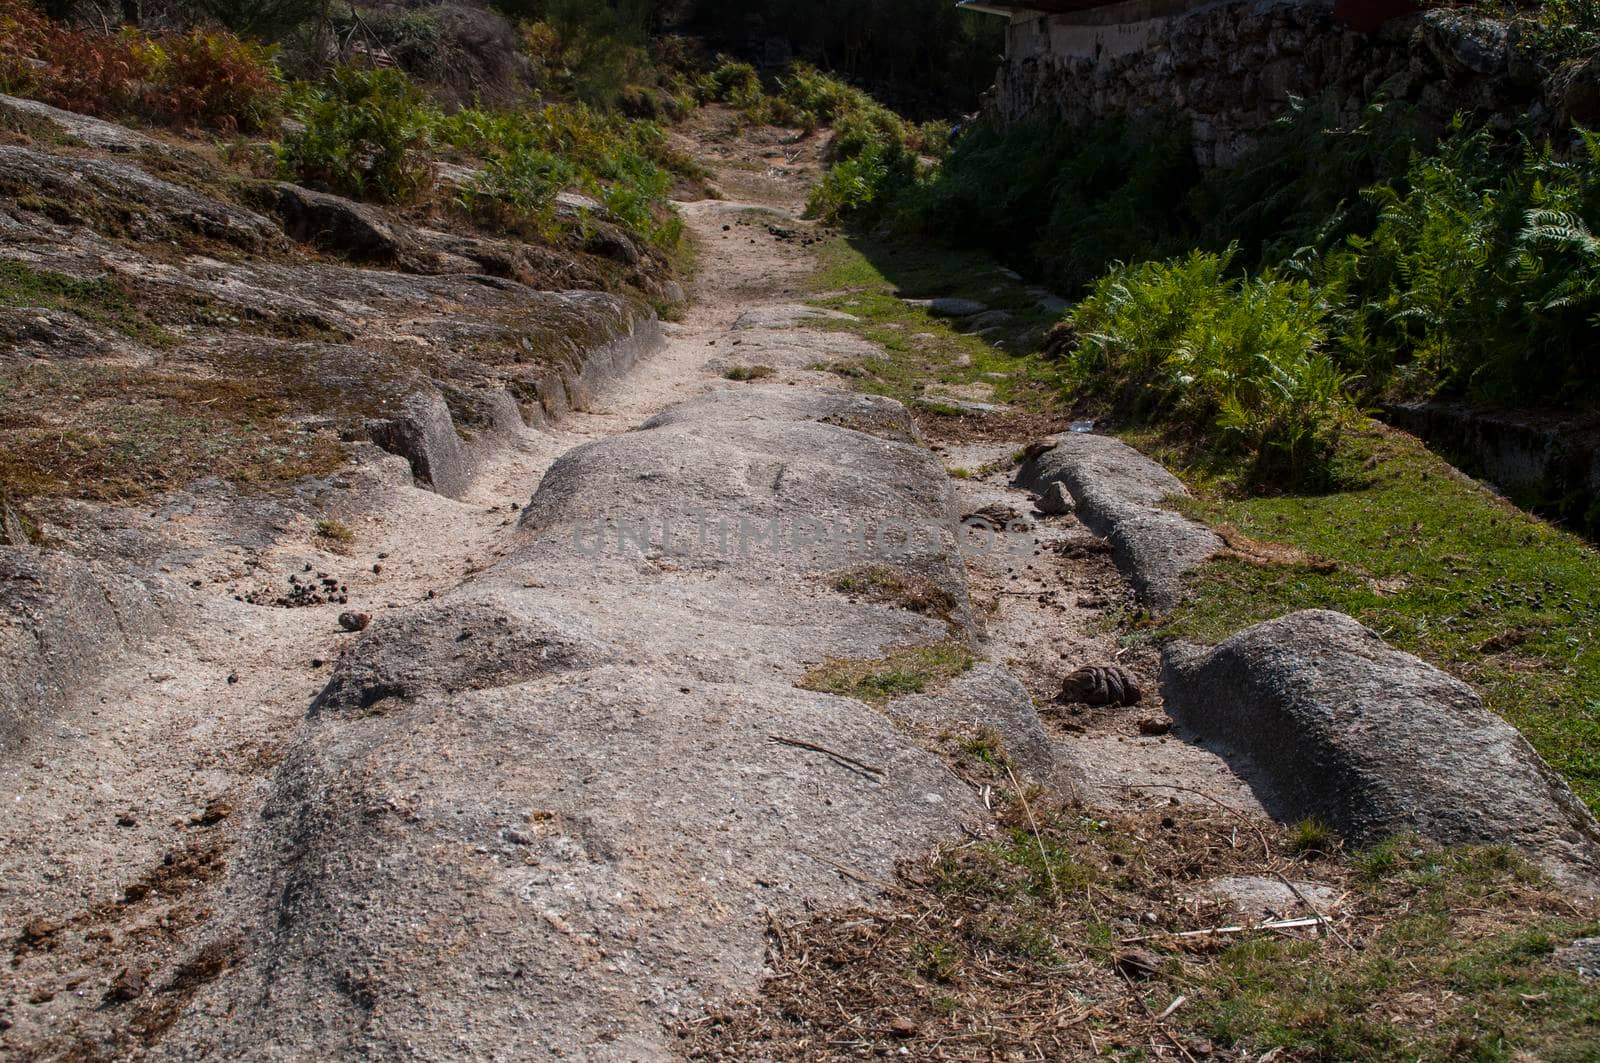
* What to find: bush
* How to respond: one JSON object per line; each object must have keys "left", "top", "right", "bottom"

{"left": 140, "top": 31, "right": 281, "bottom": 133}
{"left": 1070, "top": 248, "right": 1352, "bottom": 484}
{"left": 457, "top": 145, "right": 573, "bottom": 235}
{"left": 702, "top": 57, "right": 763, "bottom": 109}
{"left": 181, "top": 0, "right": 322, "bottom": 42}
{"left": 806, "top": 138, "right": 916, "bottom": 221}
{"left": 0, "top": 4, "right": 280, "bottom": 132}
{"left": 510, "top": 0, "right": 686, "bottom": 112}
{"left": 279, "top": 66, "right": 436, "bottom": 203}
{"left": 1331, "top": 124, "right": 1600, "bottom": 408}
{"left": 434, "top": 100, "right": 684, "bottom": 249}
{"left": 587, "top": 150, "right": 682, "bottom": 248}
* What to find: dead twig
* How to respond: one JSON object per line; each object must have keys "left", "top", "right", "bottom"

{"left": 1275, "top": 870, "right": 1355, "bottom": 950}
{"left": 1120, "top": 915, "right": 1325, "bottom": 943}
{"left": 1005, "top": 763, "right": 1058, "bottom": 903}
{"left": 770, "top": 734, "right": 883, "bottom": 777}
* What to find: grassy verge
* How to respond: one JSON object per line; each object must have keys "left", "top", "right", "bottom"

{"left": 1136, "top": 423, "right": 1600, "bottom": 815}
{"left": 805, "top": 234, "right": 1060, "bottom": 415}
{"left": 684, "top": 784, "right": 1600, "bottom": 1061}
{"left": 806, "top": 229, "right": 1600, "bottom": 817}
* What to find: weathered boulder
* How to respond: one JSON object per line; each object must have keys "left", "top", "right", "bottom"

{"left": 364, "top": 390, "right": 474, "bottom": 499}
{"left": 168, "top": 388, "right": 996, "bottom": 1059}
{"left": 0, "top": 548, "right": 162, "bottom": 756}
{"left": 638, "top": 386, "right": 919, "bottom": 444}
{"left": 0, "top": 144, "right": 286, "bottom": 253}
{"left": 312, "top": 594, "right": 604, "bottom": 714}
{"left": 1017, "top": 435, "right": 1219, "bottom": 610}
{"left": 254, "top": 182, "right": 413, "bottom": 264}
{"left": 1553, "top": 937, "right": 1600, "bottom": 977}
{"left": 733, "top": 305, "right": 858, "bottom": 330}
{"left": 1162, "top": 610, "right": 1600, "bottom": 883}
{"left": 884, "top": 664, "right": 1056, "bottom": 782}
{"left": 0, "top": 93, "right": 161, "bottom": 153}
{"left": 907, "top": 297, "right": 988, "bottom": 318}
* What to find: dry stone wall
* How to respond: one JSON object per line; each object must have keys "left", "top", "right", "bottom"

{"left": 989, "top": 0, "right": 1573, "bottom": 166}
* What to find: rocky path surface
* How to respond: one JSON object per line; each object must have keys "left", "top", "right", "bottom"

{"left": 0, "top": 120, "right": 1354, "bottom": 1061}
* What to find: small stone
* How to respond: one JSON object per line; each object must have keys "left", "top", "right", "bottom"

{"left": 19, "top": 916, "right": 63, "bottom": 944}
{"left": 888, "top": 1016, "right": 919, "bottom": 1037}
{"left": 116, "top": 814, "right": 137, "bottom": 828}
{"left": 1114, "top": 949, "right": 1162, "bottom": 981}
{"left": 226, "top": 672, "right": 239, "bottom": 685}
{"left": 339, "top": 611, "right": 371, "bottom": 632}
{"left": 1036, "top": 481, "right": 1074, "bottom": 516}
{"left": 28, "top": 988, "right": 53, "bottom": 1004}
{"left": 372, "top": 563, "right": 383, "bottom": 574}
{"left": 1137, "top": 717, "right": 1172, "bottom": 736}
{"left": 106, "top": 967, "right": 145, "bottom": 1003}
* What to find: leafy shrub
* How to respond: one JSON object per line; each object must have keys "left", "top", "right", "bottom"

{"left": 279, "top": 66, "right": 436, "bottom": 203}
{"left": 1331, "top": 124, "right": 1600, "bottom": 408}
{"left": 510, "top": 0, "right": 685, "bottom": 112}
{"left": 702, "top": 57, "right": 763, "bottom": 109}
{"left": 140, "top": 31, "right": 281, "bottom": 133}
{"left": 0, "top": 5, "right": 280, "bottom": 132}
{"left": 588, "top": 150, "right": 682, "bottom": 248}
{"left": 1070, "top": 248, "right": 1351, "bottom": 483}
{"left": 0, "top": 0, "right": 56, "bottom": 98}
{"left": 181, "top": 0, "right": 323, "bottom": 42}
{"left": 457, "top": 146, "right": 573, "bottom": 235}
{"left": 433, "top": 100, "right": 684, "bottom": 249}
{"left": 807, "top": 138, "right": 916, "bottom": 221}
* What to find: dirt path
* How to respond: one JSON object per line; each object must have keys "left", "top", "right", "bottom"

{"left": 0, "top": 118, "right": 1273, "bottom": 1059}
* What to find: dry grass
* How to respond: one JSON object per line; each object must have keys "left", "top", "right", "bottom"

{"left": 0, "top": 362, "right": 345, "bottom": 502}
{"left": 679, "top": 782, "right": 1600, "bottom": 1061}
{"left": 832, "top": 564, "right": 959, "bottom": 620}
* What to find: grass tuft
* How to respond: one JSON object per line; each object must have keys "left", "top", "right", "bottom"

{"left": 800, "top": 642, "right": 976, "bottom": 707}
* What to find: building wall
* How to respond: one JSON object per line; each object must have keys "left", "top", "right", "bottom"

{"left": 988, "top": 0, "right": 1549, "bottom": 167}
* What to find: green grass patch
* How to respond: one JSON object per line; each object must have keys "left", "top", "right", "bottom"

{"left": 1138, "top": 423, "right": 1600, "bottom": 814}
{"left": 0, "top": 260, "right": 176, "bottom": 347}
{"left": 314, "top": 517, "right": 354, "bottom": 544}
{"left": 805, "top": 234, "right": 1059, "bottom": 413}
{"left": 800, "top": 642, "right": 977, "bottom": 707}
{"left": 1185, "top": 842, "right": 1599, "bottom": 1061}
{"left": 722, "top": 364, "right": 775, "bottom": 381}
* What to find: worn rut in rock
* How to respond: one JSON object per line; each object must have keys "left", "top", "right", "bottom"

{"left": 3, "top": 109, "right": 1596, "bottom": 1061}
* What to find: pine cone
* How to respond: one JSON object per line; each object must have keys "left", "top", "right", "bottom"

{"left": 1060, "top": 664, "right": 1142, "bottom": 706}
